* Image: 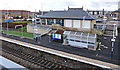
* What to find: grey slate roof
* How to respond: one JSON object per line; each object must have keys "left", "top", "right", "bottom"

{"left": 38, "top": 10, "right": 96, "bottom": 20}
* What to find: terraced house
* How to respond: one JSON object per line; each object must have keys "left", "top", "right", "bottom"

{"left": 38, "top": 9, "right": 96, "bottom": 32}
{"left": 0, "top": 10, "right": 34, "bottom": 18}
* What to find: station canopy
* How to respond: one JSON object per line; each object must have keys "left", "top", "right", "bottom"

{"left": 63, "top": 31, "right": 97, "bottom": 49}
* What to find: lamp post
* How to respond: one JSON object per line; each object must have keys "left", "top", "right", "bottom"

{"left": 82, "top": 16, "right": 85, "bottom": 32}
{"left": 102, "top": 12, "right": 106, "bottom": 31}
{"left": 7, "top": 9, "right": 9, "bottom": 35}
{"left": 28, "top": 6, "right": 31, "bottom": 19}
{"left": 111, "top": 24, "right": 116, "bottom": 58}
{"left": 0, "top": 12, "right": 2, "bottom": 33}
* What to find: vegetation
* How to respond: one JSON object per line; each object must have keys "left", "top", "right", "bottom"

{"left": 8, "top": 21, "right": 27, "bottom": 23}
{"left": 97, "top": 30, "right": 104, "bottom": 35}
{"left": 19, "top": 26, "right": 27, "bottom": 31}
{"left": 2, "top": 29, "right": 33, "bottom": 38}
{"left": 93, "top": 29, "right": 104, "bottom": 35}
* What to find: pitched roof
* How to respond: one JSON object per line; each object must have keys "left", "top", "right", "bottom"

{"left": 39, "top": 10, "right": 96, "bottom": 20}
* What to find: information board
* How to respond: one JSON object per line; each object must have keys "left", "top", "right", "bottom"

{"left": 52, "top": 33, "right": 61, "bottom": 40}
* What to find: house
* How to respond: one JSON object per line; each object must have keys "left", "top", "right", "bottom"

{"left": 35, "top": 10, "right": 50, "bottom": 17}
{"left": 38, "top": 9, "right": 96, "bottom": 32}
{"left": 0, "top": 10, "right": 34, "bottom": 19}
{"left": 86, "top": 9, "right": 105, "bottom": 19}
{"left": 107, "top": 10, "right": 120, "bottom": 20}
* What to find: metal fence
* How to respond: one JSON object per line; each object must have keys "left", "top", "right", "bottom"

{"left": 2, "top": 27, "right": 33, "bottom": 38}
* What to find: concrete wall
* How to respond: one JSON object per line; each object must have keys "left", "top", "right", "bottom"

{"left": 27, "top": 25, "right": 51, "bottom": 35}
{"left": 27, "top": 25, "right": 46, "bottom": 34}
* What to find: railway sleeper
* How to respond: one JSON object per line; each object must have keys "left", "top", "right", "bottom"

{"left": 2, "top": 43, "right": 72, "bottom": 69}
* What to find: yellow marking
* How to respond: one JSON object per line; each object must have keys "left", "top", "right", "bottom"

{"left": 99, "top": 42, "right": 101, "bottom": 45}
{"left": 98, "top": 48, "right": 101, "bottom": 50}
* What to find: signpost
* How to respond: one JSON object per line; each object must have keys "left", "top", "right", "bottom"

{"left": 34, "top": 29, "right": 38, "bottom": 33}
{"left": 7, "top": 10, "right": 9, "bottom": 35}
{"left": 82, "top": 16, "right": 86, "bottom": 32}
{"left": 34, "top": 29, "right": 38, "bottom": 42}
{"left": 111, "top": 24, "right": 116, "bottom": 58}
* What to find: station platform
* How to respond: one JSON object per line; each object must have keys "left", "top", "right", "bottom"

{"left": 0, "top": 36, "right": 119, "bottom": 69}
{"left": 0, "top": 56, "right": 27, "bottom": 70}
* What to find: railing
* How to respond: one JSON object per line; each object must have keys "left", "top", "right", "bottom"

{"left": 2, "top": 27, "right": 27, "bottom": 32}
{"left": 94, "top": 24, "right": 106, "bottom": 34}
{"left": 2, "top": 27, "right": 33, "bottom": 38}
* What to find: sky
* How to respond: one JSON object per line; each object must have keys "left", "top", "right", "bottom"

{"left": 0, "top": 0, "right": 119, "bottom": 12}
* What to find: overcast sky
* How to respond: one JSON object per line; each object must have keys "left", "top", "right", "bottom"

{"left": 0, "top": 0, "right": 119, "bottom": 12}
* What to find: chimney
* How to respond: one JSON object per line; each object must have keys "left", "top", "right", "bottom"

{"left": 82, "top": 6, "right": 83, "bottom": 10}
{"left": 68, "top": 6, "right": 69, "bottom": 10}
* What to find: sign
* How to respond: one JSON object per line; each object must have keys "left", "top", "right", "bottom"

{"left": 34, "top": 29, "right": 38, "bottom": 33}
{"left": 4, "top": 19, "right": 14, "bottom": 21}
{"left": 111, "top": 39, "right": 115, "bottom": 42}
{"left": 52, "top": 33, "right": 61, "bottom": 40}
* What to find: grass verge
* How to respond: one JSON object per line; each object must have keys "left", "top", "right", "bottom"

{"left": 1, "top": 29, "right": 33, "bottom": 38}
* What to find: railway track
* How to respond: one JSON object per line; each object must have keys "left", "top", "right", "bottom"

{"left": 1, "top": 42, "right": 72, "bottom": 69}
{"left": 1, "top": 40, "right": 106, "bottom": 70}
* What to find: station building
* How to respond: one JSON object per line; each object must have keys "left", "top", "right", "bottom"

{"left": 38, "top": 9, "right": 96, "bottom": 32}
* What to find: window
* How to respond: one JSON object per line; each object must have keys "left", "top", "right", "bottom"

{"left": 47, "top": 19, "right": 54, "bottom": 25}
{"left": 65, "top": 20, "right": 72, "bottom": 27}
{"left": 73, "top": 20, "right": 81, "bottom": 28}
{"left": 94, "top": 12, "right": 97, "bottom": 15}
{"left": 41, "top": 19, "right": 46, "bottom": 25}
{"left": 82, "top": 20, "right": 91, "bottom": 28}
{"left": 56, "top": 19, "right": 64, "bottom": 26}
